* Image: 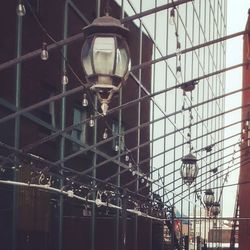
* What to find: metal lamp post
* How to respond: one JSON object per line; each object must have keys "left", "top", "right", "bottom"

{"left": 81, "top": 14, "right": 131, "bottom": 115}
{"left": 180, "top": 153, "right": 199, "bottom": 186}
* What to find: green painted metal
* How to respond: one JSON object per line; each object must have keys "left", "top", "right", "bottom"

{"left": 58, "top": 2, "right": 69, "bottom": 250}
{"left": 12, "top": 13, "right": 23, "bottom": 250}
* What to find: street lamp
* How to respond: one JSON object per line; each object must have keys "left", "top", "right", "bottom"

{"left": 81, "top": 14, "right": 131, "bottom": 115}
{"left": 203, "top": 189, "right": 215, "bottom": 208}
{"left": 180, "top": 153, "right": 198, "bottom": 186}
{"left": 210, "top": 201, "right": 220, "bottom": 217}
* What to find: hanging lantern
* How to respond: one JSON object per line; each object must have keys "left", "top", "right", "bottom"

{"left": 203, "top": 189, "right": 215, "bottom": 208}
{"left": 180, "top": 153, "right": 199, "bottom": 186}
{"left": 210, "top": 201, "right": 220, "bottom": 217}
{"left": 81, "top": 14, "right": 131, "bottom": 115}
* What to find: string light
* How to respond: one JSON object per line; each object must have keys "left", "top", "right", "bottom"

{"left": 0, "top": 167, "right": 6, "bottom": 173}
{"left": 16, "top": 0, "right": 26, "bottom": 17}
{"left": 95, "top": 191, "right": 102, "bottom": 207}
{"left": 95, "top": 198, "right": 102, "bottom": 207}
{"left": 176, "top": 41, "right": 181, "bottom": 55}
{"left": 82, "top": 93, "right": 88, "bottom": 107}
{"left": 41, "top": 42, "right": 49, "bottom": 61}
{"left": 67, "top": 190, "right": 74, "bottom": 198}
{"left": 181, "top": 91, "right": 186, "bottom": 115}
{"left": 114, "top": 144, "right": 119, "bottom": 152}
{"left": 125, "top": 154, "right": 130, "bottom": 162}
{"left": 176, "top": 66, "right": 182, "bottom": 80}
{"left": 61, "top": 71, "right": 69, "bottom": 85}
{"left": 102, "top": 128, "right": 108, "bottom": 140}
{"left": 169, "top": 8, "right": 175, "bottom": 25}
{"left": 89, "top": 115, "right": 95, "bottom": 127}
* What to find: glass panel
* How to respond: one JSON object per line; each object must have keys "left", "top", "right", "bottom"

{"left": 112, "top": 120, "right": 125, "bottom": 151}
{"left": 93, "top": 37, "right": 115, "bottom": 75}
{"left": 81, "top": 38, "right": 93, "bottom": 75}
{"left": 49, "top": 94, "right": 56, "bottom": 128}
{"left": 72, "top": 108, "right": 87, "bottom": 151}
{"left": 115, "top": 38, "right": 130, "bottom": 77}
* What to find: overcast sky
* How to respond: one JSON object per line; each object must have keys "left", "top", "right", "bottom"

{"left": 223, "top": 0, "right": 249, "bottom": 217}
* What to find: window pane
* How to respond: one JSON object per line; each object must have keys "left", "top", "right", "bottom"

{"left": 93, "top": 37, "right": 115, "bottom": 75}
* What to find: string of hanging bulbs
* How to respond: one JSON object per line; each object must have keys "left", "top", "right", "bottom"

{"left": 168, "top": 4, "right": 218, "bottom": 192}
{"left": 169, "top": 5, "right": 183, "bottom": 82}
{"left": 23, "top": 0, "right": 132, "bottom": 159}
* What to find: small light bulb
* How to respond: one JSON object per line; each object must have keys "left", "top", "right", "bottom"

{"left": 132, "top": 170, "right": 136, "bottom": 176}
{"left": 67, "top": 190, "right": 74, "bottom": 198}
{"left": 82, "top": 93, "right": 88, "bottom": 107}
{"left": 102, "top": 128, "right": 108, "bottom": 140}
{"left": 176, "top": 66, "right": 182, "bottom": 80}
{"left": 146, "top": 182, "right": 149, "bottom": 187}
{"left": 125, "top": 155, "right": 129, "bottom": 162}
{"left": 246, "top": 120, "right": 249, "bottom": 127}
{"left": 115, "top": 144, "right": 119, "bottom": 152}
{"left": 41, "top": 42, "right": 49, "bottom": 61}
{"left": 141, "top": 178, "right": 145, "bottom": 184}
{"left": 0, "top": 168, "right": 5, "bottom": 173}
{"left": 128, "top": 162, "right": 132, "bottom": 168}
{"left": 243, "top": 128, "right": 246, "bottom": 134}
{"left": 95, "top": 198, "right": 102, "bottom": 207}
{"left": 16, "top": 1, "right": 26, "bottom": 16}
{"left": 176, "top": 41, "right": 181, "bottom": 55}
{"left": 61, "top": 72, "right": 69, "bottom": 85}
{"left": 169, "top": 8, "right": 175, "bottom": 25}
{"left": 181, "top": 104, "right": 185, "bottom": 115}
{"left": 181, "top": 93, "right": 186, "bottom": 114}
{"left": 89, "top": 115, "right": 95, "bottom": 127}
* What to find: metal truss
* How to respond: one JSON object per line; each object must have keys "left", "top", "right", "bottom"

{"left": 0, "top": 0, "right": 245, "bottom": 250}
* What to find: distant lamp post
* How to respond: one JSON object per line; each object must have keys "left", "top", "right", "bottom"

{"left": 211, "top": 201, "right": 220, "bottom": 217}
{"left": 180, "top": 153, "right": 198, "bottom": 186}
{"left": 203, "top": 189, "right": 215, "bottom": 208}
{"left": 81, "top": 14, "right": 131, "bottom": 115}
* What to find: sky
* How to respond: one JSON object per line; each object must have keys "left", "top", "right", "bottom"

{"left": 223, "top": 0, "right": 250, "bottom": 217}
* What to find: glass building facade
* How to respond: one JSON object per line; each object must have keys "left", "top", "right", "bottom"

{"left": 116, "top": 0, "right": 227, "bottom": 249}
{"left": 0, "top": 0, "right": 228, "bottom": 250}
